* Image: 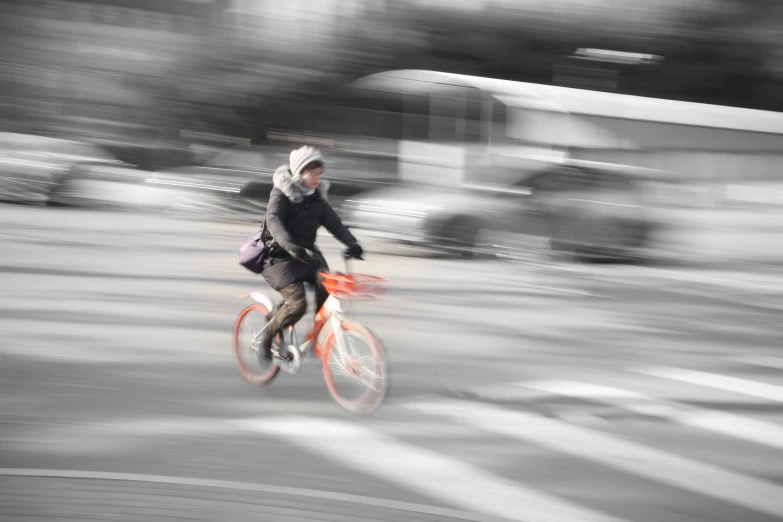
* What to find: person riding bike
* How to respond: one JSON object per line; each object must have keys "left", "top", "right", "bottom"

{"left": 259, "top": 145, "right": 363, "bottom": 360}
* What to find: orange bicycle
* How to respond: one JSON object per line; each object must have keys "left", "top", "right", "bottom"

{"left": 232, "top": 254, "right": 389, "bottom": 415}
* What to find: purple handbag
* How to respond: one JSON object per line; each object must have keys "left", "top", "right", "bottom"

{"left": 239, "top": 210, "right": 307, "bottom": 274}
{"left": 239, "top": 222, "right": 269, "bottom": 274}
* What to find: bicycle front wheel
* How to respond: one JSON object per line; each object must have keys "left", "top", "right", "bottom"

{"left": 322, "top": 321, "right": 389, "bottom": 415}
{"left": 233, "top": 303, "right": 280, "bottom": 386}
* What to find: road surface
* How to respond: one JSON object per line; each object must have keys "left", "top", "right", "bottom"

{"left": 1, "top": 205, "right": 782, "bottom": 522}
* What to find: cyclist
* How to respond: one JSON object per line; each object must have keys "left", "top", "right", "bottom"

{"left": 259, "top": 145, "right": 363, "bottom": 359}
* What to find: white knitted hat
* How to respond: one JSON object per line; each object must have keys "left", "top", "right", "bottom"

{"left": 289, "top": 146, "right": 325, "bottom": 177}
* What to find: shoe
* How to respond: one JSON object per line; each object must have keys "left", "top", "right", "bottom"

{"left": 262, "top": 332, "right": 290, "bottom": 362}
{"left": 270, "top": 339, "right": 288, "bottom": 361}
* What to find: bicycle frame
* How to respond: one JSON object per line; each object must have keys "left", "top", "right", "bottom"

{"left": 239, "top": 281, "right": 350, "bottom": 362}
{"left": 239, "top": 257, "right": 364, "bottom": 368}
{"left": 234, "top": 255, "right": 387, "bottom": 414}
{"left": 297, "top": 294, "right": 349, "bottom": 361}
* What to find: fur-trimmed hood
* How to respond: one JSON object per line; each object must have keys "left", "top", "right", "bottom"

{"left": 272, "top": 165, "right": 330, "bottom": 204}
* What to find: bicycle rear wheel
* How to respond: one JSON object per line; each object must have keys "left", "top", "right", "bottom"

{"left": 233, "top": 303, "right": 280, "bottom": 386}
{"left": 321, "top": 321, "right": 389, "bottom": 415}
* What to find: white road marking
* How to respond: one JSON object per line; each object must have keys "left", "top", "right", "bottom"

{"left": 243, "top": 416, "right": 629, "bottom": 522}
{"left": 633, "top": 366, "right": 783, "bottom": 403}
{"left": 731, "top": 355, "right": 783, "bottom": 371}
{"left": 0, "top": 468, "right": 499, "bottom": 522}
{"left": 407, "top": 400, "right": 783, "bottom": 520}
{"left": 7, "top": 414, "right": 486, "bottom": 456}
{"left": 515, "top": 379, "right": 783, "bottom": 450}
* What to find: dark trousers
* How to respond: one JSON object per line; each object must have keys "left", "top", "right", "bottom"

{"left": 266, "top": 272, "right": 328, "bottom": 342}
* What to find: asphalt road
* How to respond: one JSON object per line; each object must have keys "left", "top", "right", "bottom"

{"left": 1, "top": 205, "right": 783, "bottom": 522}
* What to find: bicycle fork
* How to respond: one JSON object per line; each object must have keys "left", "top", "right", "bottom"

{"left": 331, "top": 313, "right": 348, "bottom": 355}
{"left": 330, "top": 312, "right": 359, "bottom": 372}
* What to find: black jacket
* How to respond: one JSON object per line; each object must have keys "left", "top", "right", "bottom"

{"left": 260, "top": 166, "right": 356, "bottom": 290}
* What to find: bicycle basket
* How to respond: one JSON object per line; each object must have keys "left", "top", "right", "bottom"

{"left": 320, "top": 272, "right": 388, "bottom": 301}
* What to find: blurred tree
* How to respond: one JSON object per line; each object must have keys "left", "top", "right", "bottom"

{"left": 152, "top": 0, "right": 783, "bottom": 144}
{"left": 5, "top": 0, "right": 774, "bottom": 145}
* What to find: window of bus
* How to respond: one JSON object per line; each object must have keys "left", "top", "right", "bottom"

{"left": 400, "top": 90, "right": 483, "bottom": 145}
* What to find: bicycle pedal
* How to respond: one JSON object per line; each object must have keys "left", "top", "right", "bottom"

{"left": 271, "top": 348, "right": 291, "bottom": 361}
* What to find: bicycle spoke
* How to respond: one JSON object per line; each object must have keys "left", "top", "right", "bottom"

{"left": 329, "top": 353, "right": 384, "bottom": 392}
{"left": 357, "top": 357, "right": 384, "bottom": 388}
{"left": 240, "top": 324, "right": 259, "bottom": 353}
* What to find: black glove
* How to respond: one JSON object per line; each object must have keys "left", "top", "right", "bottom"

{"left": 284, "top": 242, "right": 313, "bottom": 263}
{"left": 344, "top": 242, "right": 364, "bottom": 260}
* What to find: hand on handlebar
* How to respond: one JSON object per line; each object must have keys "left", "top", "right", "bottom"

{"left": 343, "top": 242, "right": 364, "bottom": 260}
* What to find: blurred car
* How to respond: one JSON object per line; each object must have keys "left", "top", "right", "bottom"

{"left": 46, "top": 162, "right": 164, "bottom": 210}
{"left": 152, "top": 146, "right": 399, "bottom": 222}
{"left": 342, "top": 159, "right": 666, "bottom": 261}
{"left": 0, "top": 152, "right": 70, "bottom": 205}
{"left": 144, "top": 147, "right": 279, "bottom": 221}
{"left": 0, "top": 137, "right": 127, "bottom": 206}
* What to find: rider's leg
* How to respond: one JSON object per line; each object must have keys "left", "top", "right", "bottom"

{"left": 313, "top": 272, "right": 329, "bottom": 313}
{"left": 264, "top": 281, "right": 307, "bottom": 351}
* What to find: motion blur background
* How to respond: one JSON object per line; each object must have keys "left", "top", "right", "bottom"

{"left": 2, "top": 1, "right": 783, "bottom": 521}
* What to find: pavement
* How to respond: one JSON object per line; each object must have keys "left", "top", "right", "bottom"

{"left": 1, "top": 204, "right": 783, "bottom": 522}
